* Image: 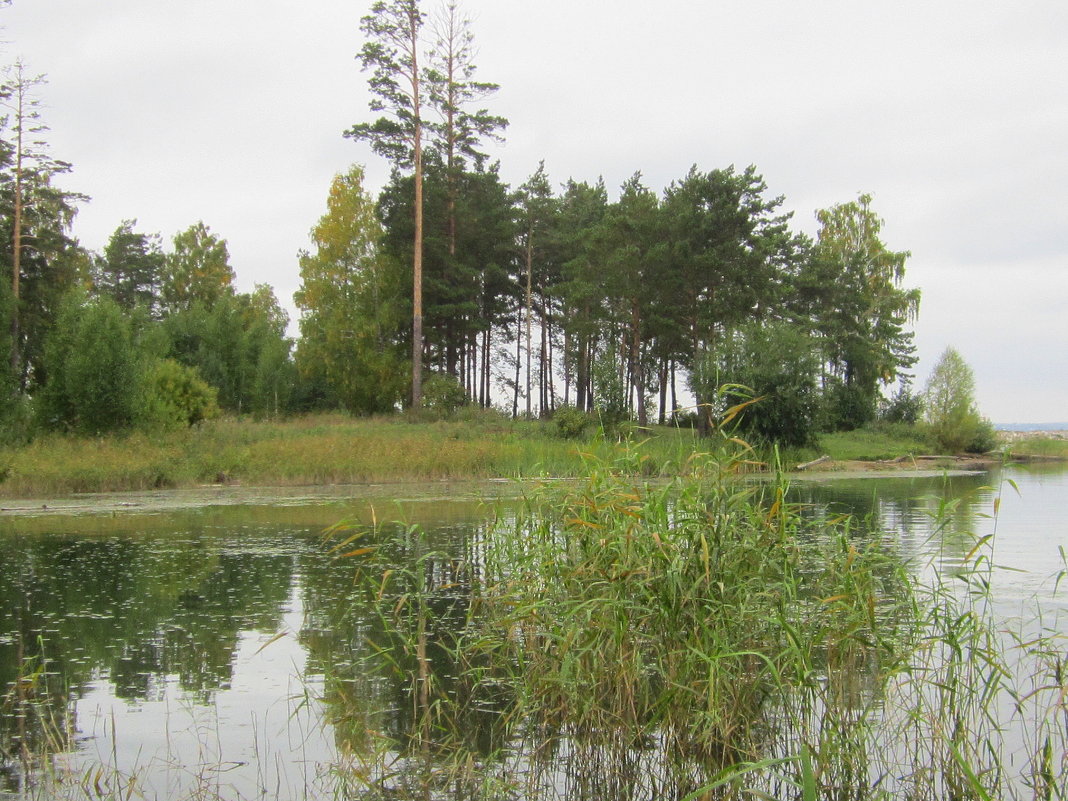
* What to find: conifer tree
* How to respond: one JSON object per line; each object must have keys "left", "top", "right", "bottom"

{"left": 347, "top": 0, "right": 428, "bottom": 407}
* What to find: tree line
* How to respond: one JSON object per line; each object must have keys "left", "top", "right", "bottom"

{"left": 0, "top": 0, "right": 923, "bottom": 448}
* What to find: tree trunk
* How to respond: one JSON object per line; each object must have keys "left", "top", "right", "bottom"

{"left": 10, "top": 91, "right": 24, "bottom": 383}
{"left": 546, "top": 300, "right": 557, "bottom": 415}
{"left": 524, "top": 234, "right": 533, "bottom": 418}
{"left": 512, "top": 308, "right": 522, "bottom": 418}
{"left": 410, "top": 14, "right": 424, "bottom": 409}
{"left": 631, "top": 300, "right": 646, "bottom": 426}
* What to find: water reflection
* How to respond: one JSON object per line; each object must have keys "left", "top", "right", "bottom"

{"left": 0, "top": 468, "right": 1066, "bottom": 798}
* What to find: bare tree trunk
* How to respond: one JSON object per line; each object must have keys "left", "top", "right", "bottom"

{"left": 410, "top": 11, "right": 425, "bottom": 409}
{"left": 563, "top": 330, "right": 571, "bottom": 408}
{"left": 546, "top": 300, "right": 557, "bottom": 414}
{"left": 631, "top": 301, "right": 647, "bottom": 426}
{"left": 671, "top": 360, "right": 678, "bottom": 422}
{"left": 10, "top": 82, "right": 25, "bottom": 383}
{"left": 512, "top": 309, "right": 522, "bottom": 418}
{"left": 524, "top": 235, "right": 533, "bottom": 418}
{"left": 658, "top": 358, "right": 668, "bottom": 425}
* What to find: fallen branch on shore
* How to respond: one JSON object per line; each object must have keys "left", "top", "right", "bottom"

{"left": 797, "top": 455, "right": 832, "bottom": 471}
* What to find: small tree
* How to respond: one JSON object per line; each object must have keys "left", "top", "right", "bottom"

{"left": 694, "top": 322, "right": 820, "bottom": 448}
{"left": 39, "top": 293, "right": 140, "bottom": 434}
{"left": 923, "top": 347, "right": 988, "bottom": 453}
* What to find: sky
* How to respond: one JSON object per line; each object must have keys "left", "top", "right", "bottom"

{"left": 3, "top": 0, "right": 1066, "bottom": 424}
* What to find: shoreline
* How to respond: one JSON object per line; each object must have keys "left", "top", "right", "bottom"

{"left": 0, "top": 465, "right": 998, "bottom": 519}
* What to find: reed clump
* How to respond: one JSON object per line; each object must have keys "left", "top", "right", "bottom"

{"left": 329, "top": 442, "right": 1068, "bottom": 800}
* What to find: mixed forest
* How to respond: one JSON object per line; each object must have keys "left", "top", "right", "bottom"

{"left": 0, "top": 0, "right": 934, "bottom": 453}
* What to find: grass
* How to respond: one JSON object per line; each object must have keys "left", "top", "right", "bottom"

{"left": 1005, "top": 436, "right": 1068, "bottom": 460}
{"left": 5, "top": 411, "right": 1058, "bottom": 500}
{"left": 808, "top": 422, "right": 936, "bottom": 462}
{"left": 0, "top": 412, "right": 708, "bottom": 498}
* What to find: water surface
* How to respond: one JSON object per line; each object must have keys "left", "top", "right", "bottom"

{"left": 1, "top": 467, "right": 1065, "bottom": 799}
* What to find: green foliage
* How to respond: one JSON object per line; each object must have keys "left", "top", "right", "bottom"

{"left": 966, "top": 417, "right": 998, "bottom": 454}
{"left": 137, "top": 358, "right": 220, "bottom": 430}
{"left": 160, "top": 221, "right": 235, "bottom": 312}
{"left": 39, "top": 292, "right": 139, "bottom": 434}
{"left": 795, "top": 194, "right": 920, "bottom": 426}
{"left": 923, "top": 347, "right": 987, "bottom": 453}
{"left": 692, "top": 322, "right": 819, "bottom": 447}
{"left": 161, "top": 288, "right": 294, "bottom": 416}
{"left": 420, "top": 372, "right": 467, "bottom": 416}
{"left": 94, "top": 219, "right": 165, "bottom": 314}
{"left": 591, "top": 345, "right": 629, "bottom": 430}
{"left": 295, "top": 165, "right": 407, "bottom": 415}
{"left": 821, "top": 378, "right": 876, "bottom": 431}
{"left": 879, "top": 381, "right": 925, "bottom": 424}
{"left": 553, "top": 404, "right": 590, "bottom": 439}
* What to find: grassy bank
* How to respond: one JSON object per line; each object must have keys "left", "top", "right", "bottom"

{"left": 1004, "top": 435, "right": 1068, "bottom": 460}
{"left": 1, "top": 413, "right": 1062, "bottom": 499}
{"left": 0, "top": 413, "right": 708, "bottom": 498}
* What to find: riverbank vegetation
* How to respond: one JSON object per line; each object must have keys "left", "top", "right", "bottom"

{"left": 0, "top": 0, "right": 1021, "bottom": 500}
{"left": 0, "top": 408, "right": 1054, "bottom": 499}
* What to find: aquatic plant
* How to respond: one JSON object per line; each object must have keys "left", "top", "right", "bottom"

{"left": 324, "top": 443, "right": 1068, "bottom": 800}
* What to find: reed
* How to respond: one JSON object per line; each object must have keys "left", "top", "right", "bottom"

{"left": 326, "top": 441, "right": 1068, "bottom": 800}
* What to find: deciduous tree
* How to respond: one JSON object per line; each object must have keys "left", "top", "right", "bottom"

{"left": 161, "top": 221, "right": 235, "bottom": 313}
{"left": 294, "top": 166, "right": 406, "bottom": 414}
{"left": 797, "top": 193, "right": 920, "bottom": 428}
{"left": 923, "top": 347, "right": 991, "bottom": 453}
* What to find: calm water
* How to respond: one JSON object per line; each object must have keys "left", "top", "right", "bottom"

{"left": 1, "top": 466, "right": 1066, "bottom": 799}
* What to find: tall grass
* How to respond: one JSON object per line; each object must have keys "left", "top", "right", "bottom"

{"left": 0, "top": 413, "right": 708, "bottom": 498}
{"left": 324, "top": 441, "right": 1068, "bottom": 800}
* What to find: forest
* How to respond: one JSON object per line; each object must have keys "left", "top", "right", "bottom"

{"left": 0, "top": 0, "right": 927, "bottom": 452}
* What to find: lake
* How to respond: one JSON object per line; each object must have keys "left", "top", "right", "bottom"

{"left": 1, "top": 465, "right": 1066, "bottom": 799}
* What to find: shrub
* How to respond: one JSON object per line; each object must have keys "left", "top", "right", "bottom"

{"left": 967, "top": 417, "right": 998, "bottom": 453}
{"left": 60, "top": 295, "right": 139, "bottom": 435}
{"left": 138, "top": 358, "right": 220, "bottom": 430}
{"left": 820, "top": 379, "right": 876, "bottom": 431}
{"left": 692, "top": 322, "right": 819, "bottom": 447}
{"left": 591, "top": 348, "right": 630, "bottom": 431}
{"left": 553, "top": 405, "right": 590, "bottom": 439}
{"left": 879, "top": 382, "right": 924, "bottom": 425}
{"left": 420, "top": 373, "right": 468, "bottom": 417}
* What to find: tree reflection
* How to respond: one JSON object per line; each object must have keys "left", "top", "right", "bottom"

{"left": 0, "top": 527, "right": 295, "bottom": 783}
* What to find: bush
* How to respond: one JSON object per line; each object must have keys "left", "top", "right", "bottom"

{"left": 879, "top": 382, "right": 924, "bottom": 424}
{"left": 591, "top": 348, "right": 630, "bottom": 431}
{"left": 62, "top": 296, "right": 139, "bottom": 435}
{"left": 820, "top": 379, "right": 876, "bottom": 432}
{"left": 692, "top": 323, "right": 819, "bottom": 447}
{"left": 967, "top": 417, "right": 998, "bottom": 453}
{"left": 420, "top": 373, "right": 468, "bottom": 417}
{"left": 138, "top": 358, "right": 220, "bottom": 430}
{"left": 553, "top": 405, "right": 591, "bottom": 439}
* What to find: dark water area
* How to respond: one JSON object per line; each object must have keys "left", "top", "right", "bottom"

{"left": 1, "top": 467, "right": 1065, "bottom": 799}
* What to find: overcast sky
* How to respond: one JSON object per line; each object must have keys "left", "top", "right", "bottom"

{"left": 3, "top": 1, "right": 1066, "bottom": 423}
